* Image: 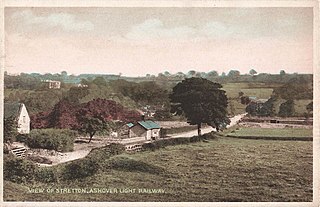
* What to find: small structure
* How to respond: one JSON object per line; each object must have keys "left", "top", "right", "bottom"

{"left": 4, "top": 102, "right": 30, "bottom": 134}
{"left": 118, "top": 123, "right": 135, "bottom": 138}
{"left": 130, "top": 121, "right": 161, "bottom": 140}
{"left": 43, "top": 80, "right": 61, "bottom": 89}
{"left": 77, "top": 83, "right": 88, "bottom": 88}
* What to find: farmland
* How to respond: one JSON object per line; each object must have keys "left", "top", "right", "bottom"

{"left": 4, "top": 135, "right": 312, "bottom": 202}
{"left": 227, "top": 127, "right": 313, "bottom": 138}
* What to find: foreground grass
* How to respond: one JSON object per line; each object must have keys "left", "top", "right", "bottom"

{"left": 4, "top": 137, "right": 312, "bottom": 202}
{"left": 228, "top": 128, "right": 312, "bottom": 138}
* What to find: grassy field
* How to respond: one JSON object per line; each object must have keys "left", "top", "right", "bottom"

{"left": 227, "top": 128, "right": 313, "bottom": 138}
{"left": 222, "top": 82, "right": 275, "bottom": 99}
{"left": 222, "top": 82, "right": 276, "bottom": 115}
{"left": 4, "top": 136, "right": 312, "bottom": 202}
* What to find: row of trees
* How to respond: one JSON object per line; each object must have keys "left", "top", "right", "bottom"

{"left": 31, "top": 98, "right": 141, "bottom": 142}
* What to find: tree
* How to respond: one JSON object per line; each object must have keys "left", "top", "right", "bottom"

{"left": 75, "top": 98, "right": 140, "bottom": 142}
{"left": 306, "top": 101, "right": 313, "bottom": 113}
{"left": 170, "top": 78, "right": 230, "bottom": 135}
{"left": 249, "top": 69, "right": 257, "bottom": 76}
{"left": 228, "top": 70, "right": 240, "bottom": 77}
{"left": 207, "top": 70, "right": 219, "bottom": 78}
{"left": 4, "top": 117, "right": 18, "bottom": 143}
{"left": 187, "top": 70, "right": 196, "bottom": 78}
{"left": 278, "top": 99, "right": 295, "bottom": 117}
{"left": 77, "top": 116, "right": 110, "bottom": 143}
{"left": 280, "top": 70, "right": 286, "bottom": 76}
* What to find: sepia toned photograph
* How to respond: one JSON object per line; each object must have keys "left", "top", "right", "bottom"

{"left": 1, "top": 2, "right": 318, "bottom": 206}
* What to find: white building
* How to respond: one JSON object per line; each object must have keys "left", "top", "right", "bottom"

{"left": 4, "top": 103, "right": 30, "bottom": 134}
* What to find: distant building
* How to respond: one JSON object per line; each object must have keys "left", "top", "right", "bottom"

{"left": 43, "top": 80, "right": 61, "bottom": 89}
{"left": 77, "top": 84, "right": 88, "bottom": 88}
{"left": 130, "top": 121, "right": 161, "bottom": 140}
{"left": 4, "top": 103, "right": 30, "bottom": 134}
{"left": 118, "top": 123, "right": 135, "bottom": 138}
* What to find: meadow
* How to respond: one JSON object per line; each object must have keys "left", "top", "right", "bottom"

{"left": 227, "top": 127, "right": 313, "bottom": 138}
{"left": 4, "top": 136, "right": 312, "bottom": 202}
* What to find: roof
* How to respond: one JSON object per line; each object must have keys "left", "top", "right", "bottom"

{"left": 138, "top": 120, "right": 160, "bottom": 130}
{"left": 126, "top": 123, "right": 134, "bottom": 128}
{"left": 4, "top": 102, "right": 23, "bottom": 119}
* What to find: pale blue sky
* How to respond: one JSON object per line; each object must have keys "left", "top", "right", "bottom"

{"left": 5, "top": 7, "right": 313, "bottom": 76}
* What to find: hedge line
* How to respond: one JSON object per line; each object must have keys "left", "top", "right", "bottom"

{"left": 3, "top": 143, "right": 125, "bottom": 184}
{"left": 142, "top": 132, "right": 217, "bottom": 151}
{"left": 25, "top": 129, "right": 77, "bottom": 152}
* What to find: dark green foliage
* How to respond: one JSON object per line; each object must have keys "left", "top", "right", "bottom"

{"left": 279, "top": 100, "right": 295, "bottom": 117}
{"left": 170, "top": 78, "right": 230, "bottom": 134}
{"left": 25, "top": 129, "right": 76, "bottom": 152}
{"left": 62, "top": 158, "right": 100, "bottom": 180}
{"left": 142, "top": 132, "right": 216, "bottom": 151}
{"left": 306, "top": 102, "right": 313, "bottom": 112}
{"left": 62, "top": 143, "right": 125, "bottom": 180}
{"left": 245, "top": 102, "right": 261, "bottom": 116}
{"left": 274, "top": 76, "right": 313, "bottom": 100}
{"left": 3, "top": 154, "right": 37, "bottom": 183}
{"left": 109, "top": 79, "right": 169, "bottom": 106}
{"left": 240, "top": 96, "right": 251, "bottom": 105}
{"left": 16, "top": 134, "right": 29, "bottom": 142}
{"left": 87, "top": 143, "right": 125, "bottom": 161}
{"left": 3, "top": 117, "right": 18, "bottom": 143}
{"left": 65, "top": 87, "right": 89, "bottom": 105}
{"left": 259, "top": 97, "right": 276, "bottom": 116}
{"left": 4, "top": 73, "right": 42, "bottom": 90}
{"left": 35, "top": 168, "right": 58, "bottom": 183}
{"left": 78, "top": 117, "right": 108, "bottom": 143}
{"left": 249, "top": 69, "right": 258, "bottom": 76}
{"left": 154, "top": 108, "right": 172, "bottom": 120}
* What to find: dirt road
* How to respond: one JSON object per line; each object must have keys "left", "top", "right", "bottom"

{"left": 170, "top": 113, "right": 247, "bottom": 138}
{"left": 41, "top": 113, "right": 246, "bottom": 166}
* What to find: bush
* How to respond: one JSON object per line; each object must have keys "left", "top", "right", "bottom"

{"left": 36, "top": 167, "right": 58, "bottom": 183}
{"left": 142, "top": 132, "right": 217, "bottom": 151}
{"left": 3, "top": 154, "right": 38, "bottom": 183}
{"left": 279, "top": 99, "right": 295, "bottom": 117}
{"left": 62, "top": 158, "right": 100, "bottom": 180}
{"left": 25, "top": 129, "right": 77, "bottom": 152}
{"left": 62, "top": 143, "right": 125, "bottom": 180}
{"left": 16, "top": 134, "right": 29, "bottom": 142}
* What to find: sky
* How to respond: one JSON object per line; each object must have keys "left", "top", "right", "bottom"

{"left": 5, "top": 7, "right": 313, "bottom": 76}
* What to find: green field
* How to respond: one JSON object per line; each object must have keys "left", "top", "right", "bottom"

{"left": 222, "top": 82, "right": 276, "bottom": 115}
{"left": 4, "top": 136, "right": 312, "bottom": 202}
{"left": 222, "top": 82, "right": 276, "bottom": 99}
{"left": 227, "top": 127, "right": 313, "bottom": 138}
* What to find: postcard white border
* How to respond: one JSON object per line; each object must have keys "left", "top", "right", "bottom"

{"left": 0, "top": 1, "right": 319, "bottom": 207}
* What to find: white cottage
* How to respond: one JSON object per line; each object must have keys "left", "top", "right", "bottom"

{"left": 4, "top": 103, "right": 30, "bottom": 134}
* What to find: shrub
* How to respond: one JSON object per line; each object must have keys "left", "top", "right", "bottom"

{"left": 62, "top": 158, "right": 100, "bottom": 180}
{"left": 279, "top": 99, "right": 295, "bottom": 117}
{"left": 3, "top": 154, "right": 38, "bottom": 183}
{"left": 142, "top": 132, "right": 217, "bottom": 151}
{"left": 25, "top": 129, "right": 77, "bottom": 152}
{"left": 16, "top": 134, "right": 29, "bottom": 142}
{"left": 62, "top": 143, "right": 125, "bottom": 181}
{"left": 36, "top": 167, "right": 58, "bottom": 183}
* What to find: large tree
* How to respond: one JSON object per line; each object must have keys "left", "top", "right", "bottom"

{"left": 170, "top": 78, "right": 230, "bottom": 135}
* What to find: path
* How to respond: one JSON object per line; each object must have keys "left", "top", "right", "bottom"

{"left": 170, "top": 113, "right": 247, "bottom": 138}
{"left": 40, "top": 113, "right": 246, "bottom": 166}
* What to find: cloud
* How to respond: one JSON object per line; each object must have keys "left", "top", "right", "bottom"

{"left": 126, "top": 18, "right": 249, "bottom": 41}
{"left": 126, "top": 18, "right": 196, "bottom": 40}
{"left": 12, "top": 10, "right": 94, "bottom": 32}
